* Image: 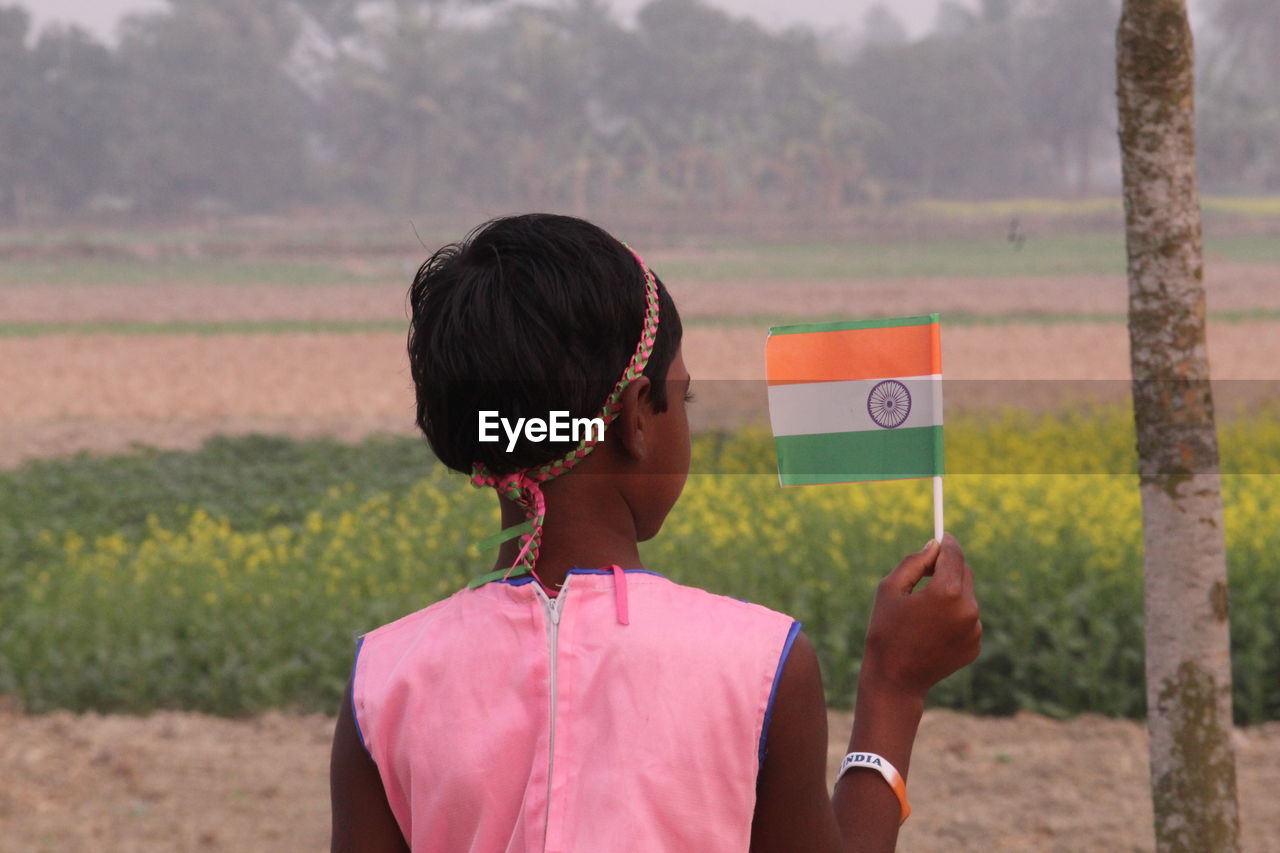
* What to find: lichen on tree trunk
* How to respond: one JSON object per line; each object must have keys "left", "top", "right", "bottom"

{"left": 1116, "top": 1, "right": 1241, "bottom": 851}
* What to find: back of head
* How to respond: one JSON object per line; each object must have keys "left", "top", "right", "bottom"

{"left": 408, "top": 213, "right": 683, "bottom": 475}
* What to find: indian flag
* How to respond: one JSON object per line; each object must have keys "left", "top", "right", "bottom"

{"left": 766, "top": 314, "right": 943, "bottom": 487}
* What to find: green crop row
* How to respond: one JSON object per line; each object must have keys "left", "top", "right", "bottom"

{"left": 5, "top": 229, "right": 1280, "bottom": 288}
{"left": 2, "top": 415, "right": 1278, "bottom": 721}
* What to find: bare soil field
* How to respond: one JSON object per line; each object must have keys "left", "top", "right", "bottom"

{"left": 671, "top": 262, "right": 1280, "bottom": 321}
{"left": 2, "top": 706, "right": 1277, "bottom": 853}
{"left": 3, "top": 262, "right": 1278, "bottom": 465}
{"left": 4, "top": 319, "right": 1279, "bottom": 466}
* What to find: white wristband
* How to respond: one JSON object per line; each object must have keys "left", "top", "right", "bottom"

{"left": 836, "top": 751, "right": 911, "bottom": 825}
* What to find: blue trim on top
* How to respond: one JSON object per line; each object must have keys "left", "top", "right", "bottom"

{"left": 493, "top": 575, "right": 538, "bottom": 586}
{"left": 758, "top": 620, "right": 803, "bottom": 767}
{"left": 350, "top": 634, "right": 373, "bottom": 758}
{"left": 491, "top": 567, "right": 667, "bottom": 586}
{"left": 566, "top": 567, "right": 666, "bottom": 578}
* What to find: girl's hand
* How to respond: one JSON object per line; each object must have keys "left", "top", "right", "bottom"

{"left": 860, "top": 534, "right": 982, "bottom": 700}
{"left": 751, "top": 534, "right": 980, "bottom": 853}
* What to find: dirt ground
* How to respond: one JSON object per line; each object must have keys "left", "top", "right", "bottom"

{"left": 4, "top": 319, "right": 1278, "bottom": 467}
{"left": 2, "top": 706, "right": 1277, "bottom": 853}
{"left": 5, "top": 263, "right": 1279, "bottom": 465}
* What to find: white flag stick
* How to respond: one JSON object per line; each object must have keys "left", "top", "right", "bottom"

{"left": 931, "top": 353, "right": 945, "bottom": 543}
{"left": 933, "top": 475, "right": 944, "bottom": 543}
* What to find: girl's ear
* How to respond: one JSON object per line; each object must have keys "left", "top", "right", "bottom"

{"left": 613, "top": 376, "right": 652, "bottom": 461}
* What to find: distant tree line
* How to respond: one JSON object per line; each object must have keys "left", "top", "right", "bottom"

{"left": 0, "top": 0, "right": 1274, "bottom": 219}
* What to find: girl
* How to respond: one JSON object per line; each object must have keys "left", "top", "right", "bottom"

{"left": 329, "top": 214, "right": 981, "bottom": 852}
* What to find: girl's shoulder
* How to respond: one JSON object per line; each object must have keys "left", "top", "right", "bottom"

{"left": 355, "top": 585, "right": 475, "bottom": 649}
{"left": 643, "top": 572, "right": 798, "bottom": 623}
{"left": 589, "top": 570, "right": 800, "bottom": 651}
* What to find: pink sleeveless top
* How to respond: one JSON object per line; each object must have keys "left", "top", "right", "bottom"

{"left": 352, "top": 567, "right": 800, "bottom": 852}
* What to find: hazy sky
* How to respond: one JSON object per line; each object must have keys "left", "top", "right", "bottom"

{"left": 19, "top": 0, "right": 958, "bottom": 42}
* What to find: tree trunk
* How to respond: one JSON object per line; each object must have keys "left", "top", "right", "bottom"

{"left": 1116, "top": 3, "right": 1241, "bottom": 852}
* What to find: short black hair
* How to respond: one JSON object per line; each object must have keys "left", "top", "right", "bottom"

{"left": 408, "top": 213, "right": 683, "bottom": 475}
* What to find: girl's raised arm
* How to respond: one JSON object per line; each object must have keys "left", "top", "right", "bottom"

{"left": 751, "top": 536, "right": 982, "bottom": 853}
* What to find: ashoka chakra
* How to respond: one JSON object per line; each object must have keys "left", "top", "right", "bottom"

{"left": 867, "top": 380, "right": 912, "bottom": 429}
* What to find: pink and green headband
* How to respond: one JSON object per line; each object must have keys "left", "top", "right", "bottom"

{"left": 467, "top": 246, "right": 661, "bottom": 589}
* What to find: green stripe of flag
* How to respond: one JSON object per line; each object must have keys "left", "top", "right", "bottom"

{"left": 768, "top": 313, "right": 940, "bottom": 337}
{"left": 774, "top": 425, "right": 944, "bottom": 486}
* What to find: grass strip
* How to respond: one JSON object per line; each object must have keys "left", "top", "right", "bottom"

{"left": 7, "top": 309, "right": 1280, "bottom": 338}
{"left": 4, "top": 231, "right": 1277, "bottom": 286}
{"left": 0, "top": 319, "right": 407, "bottom": 337}
{"left": 0, "top": 258, "right": 399, "bottom": 287}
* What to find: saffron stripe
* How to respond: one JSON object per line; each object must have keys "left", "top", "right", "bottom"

{"left": 766, "top": 323, "right": 940, "bottom": 386}
{"left": 766, "top": 317, "right": 940, "bottom": 386}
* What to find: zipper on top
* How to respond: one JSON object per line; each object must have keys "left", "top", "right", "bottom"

{"left": 532, "top": 577, "right": 568, "bottom": 848}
